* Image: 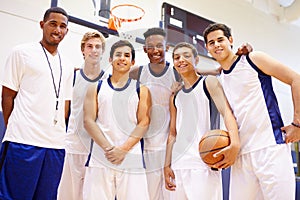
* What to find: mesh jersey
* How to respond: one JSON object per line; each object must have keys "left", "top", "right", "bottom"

{"left": 138, "top": 63, "right": 178, "bottom": 150}
{"left": 219, "top": 55, "right": 285, "bottom": 155}
{"left": 66, "top": 69, "right": 106, "bottom": 154}
{"left": 87, "top": 77, "right": 144, "bottom": 169}
{"left": 171, "top": 76, "right": 212, "bottom": 170}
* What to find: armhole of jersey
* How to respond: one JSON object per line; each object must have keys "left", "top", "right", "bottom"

{"left": 173, "top": 93, "right": 178, "bottom": 109}
{"left": 203, "top": 78, "right": 220, "bottom": 129}
{"left": 97, "top": 80, "right": 103, "bottom": 94}
{"left": 137, "top": 66, "right": 143, "bottom": 82}
{"left": 136, "top": 80, "right": 141, "bottom": 99}
{"left": 73, "top": 70, "right": 78, "bottom": 86}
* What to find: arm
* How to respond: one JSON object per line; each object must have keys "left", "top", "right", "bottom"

{"left": 205, "top": 76, "right": 240, "bottom": 169}
{"left": 2, "top": 86, "right": 17, "bottom": 127}
{"left": 249, "top": 51, "right": 300, "bottom": 143}
{"left": 164, "top": 94, "right": 177, "bottom": 191}
{"left": 105, "top": 85, "right": 152, "bottom": 165}
{"left": 83, "top": 84, "right": 113, "bottom": 151}
{"left": 129, "top": 65, "right": 140, "bottom": 80}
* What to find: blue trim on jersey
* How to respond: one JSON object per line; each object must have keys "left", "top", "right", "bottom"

{"left": 222, "top": 56, "right": 241, "bottom": 74}
{"left": 182, "top": 76, "right": 202, "bottom": 93}
{"left": 148, "top": 61, "right": 170, "bottom": 77}
{"left": 80, "top": 69, "right": 104, "bottom": 82}
{"left": 85, "top": 139, "right": 94, "bottom": 167}
{"left": 246, "top": 55, "right": 285, "bottom": 144}
{"left": 107, "top": 75, "right": 131, "bottom": 91}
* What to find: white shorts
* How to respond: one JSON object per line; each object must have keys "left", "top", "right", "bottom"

{"left": 57, "top": 153, "right": 88, "bottom": 200}
{"left": 167, "top": 168, "right": 222, "bottom": 200}
{"left": 230, "top": 144, "right": 295, "bottom": 200}
{"left": 144, "top": 149, "right": 170, "bottom": 200}
{"left": 83, "top": 167, "right": 149, "bottom": 200}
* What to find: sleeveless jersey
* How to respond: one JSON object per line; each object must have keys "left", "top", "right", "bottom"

{"left": 87, "top": 77, "right": 144, "bottom": 169}
{"left": 138, "top": 62, "right": 178, "bottom": 150}
{"left": 66, "top": 69, "right": 106, "bottom": 154}
{"left": 219, "top": 55, "right": 285, "bottom": 155}
{"left": 171, "top": 77, "right": 211, "bottom": 170}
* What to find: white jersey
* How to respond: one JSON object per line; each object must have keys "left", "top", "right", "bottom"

{"left": 1, "top": 42, "right": 73, "bottom": 149}
{"left": 219, "top": 55, "right": 285, "bottom": 155}
{"left": 172, "top": 77, "right": 211, "bottom": 170}
{"left": 66, "top": 69, "right": 107, "bottom": 154}
{"left": 138, "top": 62, "right": 178, "bottom": 150}
{"left": 86, "top": 77, "right": 144, "bottom": 169}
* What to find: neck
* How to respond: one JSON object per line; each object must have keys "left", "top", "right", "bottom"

{"left": 110, "top": 72, "right": 129, "bottom": 88}
{"left": 219, "top": 52, "right": 238, "bottom": 70}
{"left": 149, "top": 62, "right": 166, "bottom": 74}
{"left": 182, "top": 71, "right": 199, "bottom": 89}
{"left": 82, "top": 63, "right": 101, "bottom": 79}
{"left": 40, "top": 40, "right": 58, "bottom": 55}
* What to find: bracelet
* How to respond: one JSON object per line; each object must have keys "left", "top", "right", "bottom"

{"left": 291, "top": 122, "right": 300, "bottom": 128}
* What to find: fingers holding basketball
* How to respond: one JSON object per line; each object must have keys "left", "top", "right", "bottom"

{"left": 164, "top": 166, "right": 176, "bottom": 191}
{"left": 199, "top": 129, "right": 235, "bottom": 169}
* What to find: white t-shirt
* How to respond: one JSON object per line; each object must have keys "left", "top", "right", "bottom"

{"left": 1, "top": 42, "right": 73, "bottom": 149}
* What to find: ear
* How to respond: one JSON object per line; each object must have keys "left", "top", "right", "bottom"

{"left": 165, "top": 44, "right": 170, "bottom": 52}
{"left": 40, "top": 21, "right": 44, "bottom": 29}
{"left": 195, "top": 55, "right": 200, "bottom": 66}
{"left": 109, "top": 57, "right": 113, "bottom": 63}
{"left": 229, "top": 36, "right": 233, "bottom": 45}
{"left": 131, "top": 60, "right": 135, "bottom": 66}
{"left": 143, "top": 46, "right": 147, "bottom": 53}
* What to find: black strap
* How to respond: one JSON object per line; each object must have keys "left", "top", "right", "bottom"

{"left": 97, "top": 80, "right": 103, "bottom": 94}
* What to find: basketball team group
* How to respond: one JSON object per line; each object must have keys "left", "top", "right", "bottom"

{"left": 1, "top": 6, "right": 300, "bottom": 200}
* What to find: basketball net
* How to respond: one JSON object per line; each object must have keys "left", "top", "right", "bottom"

{"left": 108, "top": 4, "right": 145, "bottom": 38}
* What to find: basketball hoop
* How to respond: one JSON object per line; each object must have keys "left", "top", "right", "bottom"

{"left": 108, "top": 4, "right": 145, "bottom": 31}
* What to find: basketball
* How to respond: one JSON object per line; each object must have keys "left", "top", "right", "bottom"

{"left": 199, "top": 129, "right": 230, "bottom": 165}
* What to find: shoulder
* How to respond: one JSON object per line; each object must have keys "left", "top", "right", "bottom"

{"left": 129, "top": 65, "right": 143, "bottom": 80}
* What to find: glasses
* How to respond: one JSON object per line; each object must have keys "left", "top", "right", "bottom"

{"left": 144, "top": 44, "right": 165, "bottom": 50}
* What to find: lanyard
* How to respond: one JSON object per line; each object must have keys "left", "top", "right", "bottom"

{"left": 40, "top": 42, "right": 62, "bottom": 124}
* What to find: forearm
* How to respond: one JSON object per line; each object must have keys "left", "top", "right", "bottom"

{"left": 120, "top": 124, "right": 149, "bottom": 152}
{"left": 223, "top": 112, "right": 240, "bottom": 148}
{"left": 84, "top": 119, "right": 112, "bottom": 151}
{"left": 164, "top": 134, "right": 176, "bottom": 167}
{"left": 291, "top": 80, "right": 300, "bottom": 124}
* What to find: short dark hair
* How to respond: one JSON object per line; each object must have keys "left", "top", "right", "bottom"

{"left": 172, "top": 42, "right": 198, "bottom": 58}
{"left": 109, "top": 40, "right": 135, "bottom": 61}
{"left": 203, "top": 23, "right": 232, "bottom": 44}
{"left": 43, "top": 7, "right": 69, "bottom": 22}
{"left": 143, "top": 27, "right": 166, "bottom": 40}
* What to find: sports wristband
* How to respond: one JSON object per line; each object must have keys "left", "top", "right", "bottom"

{"left": 291, "top": 122, "right": 300, "bottom": 128}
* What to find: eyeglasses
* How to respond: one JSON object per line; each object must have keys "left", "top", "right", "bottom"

{"left": 144, "top": 44, "right": 165, "bottom": 50}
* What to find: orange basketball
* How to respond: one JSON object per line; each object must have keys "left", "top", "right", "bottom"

{"left": 199, "top": 129, "right": 230, "bottom": 165}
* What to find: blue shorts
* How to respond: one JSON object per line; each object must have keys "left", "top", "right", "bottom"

{"left": 0, "top": 141, "right": 65, "bottom": 200}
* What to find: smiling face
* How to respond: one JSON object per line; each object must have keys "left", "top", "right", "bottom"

{"left": 110, "top": 45, "right": 135, "bottom": 73}
{"left": 173, "top": 45, "right": 199, "bottom": 76}
{"left": 82, "top": 37, "right": 104, "bottom": 65}
{"left": 40, "top": 12, "right": 68, "bottom": 49}
{"left": 205, "top": 29, "right": 233, "bottom": 62}
{"left": 144, "top": 34, "right": 168, "bottom": 64}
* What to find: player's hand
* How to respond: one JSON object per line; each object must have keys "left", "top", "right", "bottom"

{"left": 104, "top": 146, "right": 127, "bottom": 165}
{"left": 235, "top": 43, "right": 253, "bottom": 56}
{"left": 281, "top": 124, "right": 300, "bottom": 143}
{"left": 164, "top": 166, "right": 176, "bottom": 191}
{"left": 212, "top": 143, "right": 239, "bottom": 169}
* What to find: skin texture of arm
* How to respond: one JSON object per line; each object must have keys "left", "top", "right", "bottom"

{"left": 1, "top": 86, "right": 17, "bottom": 127}
{"left": 83, "top": 83, "right": 113, "bottom": 152}
{"left": 104, "top": 84, "right": 152, "bottom": 165}
{"left": 163, "top": 94, "right": 177, "bottom": 191}
{"left": 249, "top": 51, "right": 300, "bottom": 143}
{"left": 205, "top": 75, "right": 240, "bottom": 169}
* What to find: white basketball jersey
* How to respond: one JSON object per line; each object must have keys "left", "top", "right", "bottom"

{"left": 87, "top": 77, "right": 144, "bottom": 169}
{"left": 219, "top": 55, "right": 285, "bottom": 155}
{"left": 66, "top": 69, "right": 106, "bottom": 154}
{"left": 171, "top": 77, "right": 211, "bottom": 170}
{"left": 138, "top": 62, "right": 178, "bottom": 150}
